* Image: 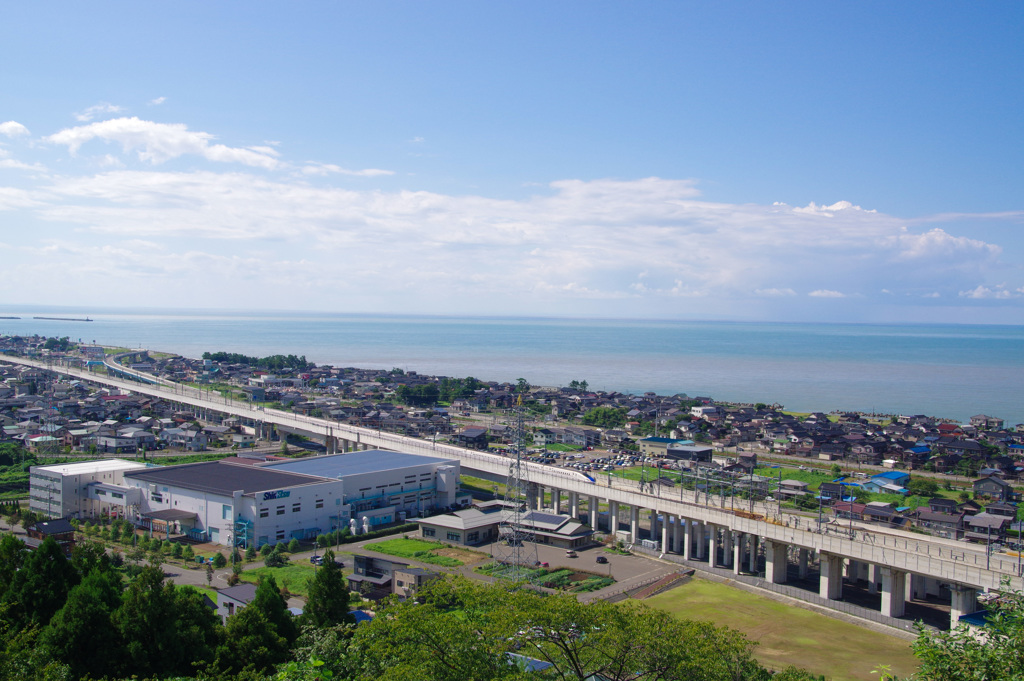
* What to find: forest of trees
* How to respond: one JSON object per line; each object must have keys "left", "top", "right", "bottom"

{"left": 201, "top": 352, "right": 312, "bottom": 372}
{"left": 0, "top": 520, "right": 1012, "bottom": 680}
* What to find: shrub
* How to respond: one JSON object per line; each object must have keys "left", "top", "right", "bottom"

{"left": 260, "top": 543, "right": 274, "bottom": 557}
{"left": 246, "top": 545, "right": 257, "bottom": 562}
{"left": 264, "top": 547, "right": 290, "bottom": 568}
{"left": 172, "top": 543, "right": 184, "bottom": 559}
{"left": 182, "top": 545, "right": 195, "bottom": 561}
{"left": 287, "top": 538, "right": 301, "bottom": 553}
{"left": 212, "top": 552, "right": 227, "bottom": 568}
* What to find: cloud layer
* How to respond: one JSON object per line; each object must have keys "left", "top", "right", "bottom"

{"left": 1, "top": 115, "right": 1021, "bottom": 320}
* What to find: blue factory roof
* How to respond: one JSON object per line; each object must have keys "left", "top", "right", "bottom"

{"left": 262, "top": 450, "right": 457, "bottom": 478}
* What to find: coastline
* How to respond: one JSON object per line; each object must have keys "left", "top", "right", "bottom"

{"left": 1, "top": 312, "right": 1021, "bottom": 425}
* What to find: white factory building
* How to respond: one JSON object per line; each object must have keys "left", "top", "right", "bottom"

{"left": 30, "top": 450, "right": 468, "bottom": 548}
{"left": 29, "top": 459, "right": 149, "bottom": 519}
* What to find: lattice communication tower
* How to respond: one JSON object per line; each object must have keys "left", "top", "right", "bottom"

{"left": 495, "top": 395, "right": 539, "bottom": 580}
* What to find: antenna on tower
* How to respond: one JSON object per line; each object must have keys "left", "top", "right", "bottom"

{"left": 495, "top": 393, "right": 539, "bottom": 580}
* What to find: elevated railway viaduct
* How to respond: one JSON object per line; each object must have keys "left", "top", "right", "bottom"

{"left": 5, "top": 354, "right": 1020, "bottom": 628}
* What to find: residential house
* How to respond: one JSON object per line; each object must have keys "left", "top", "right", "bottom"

{"left": 974, "top": 475, "right": 1015, "bottom": 502}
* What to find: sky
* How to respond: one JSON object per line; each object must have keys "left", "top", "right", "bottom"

{"left": 1, "top": 2, "right": 1022, "bottom": 323}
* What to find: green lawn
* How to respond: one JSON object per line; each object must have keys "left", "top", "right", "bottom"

{"left": 545, "top": 444, "right": 582, "bottom": 452}
{"left": 239, "top": 562, "right": 319, "bottom": 597}
{"left": 365, "top": 537, "right": 465, "bottom": 566}
{"left": 642, "top": 578, "right": 919, "bottom": 681}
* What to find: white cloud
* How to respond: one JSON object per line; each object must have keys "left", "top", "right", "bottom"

{"left": 148, "top": 97, "right": 166, "bottom": 106}
{"left": 74, "top": 103, "right": 124, "bottom": 122}
{"left": 755, "top": 288, "right": 797, "bottom": 297}
{"left": 300, "top": 162, "right": 394, "bottom": 177}
{"left": 959, "top": 285, "right": 1014, "bottom": 300}
{"left": 0, "top": 121, "right": 30, "bottom": 137}
{"left": 46, "top": 117, "right": 280, "bottom": 169}
{"left": 5, "top": 114, "right": 1020, "bottom": 317}
{"left": 0, "top": 158, "right": 46, "bottom": 172}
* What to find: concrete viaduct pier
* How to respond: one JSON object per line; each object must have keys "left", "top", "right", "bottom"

{"left": 6, "top": 354, "right": 1019, "bottom": 630}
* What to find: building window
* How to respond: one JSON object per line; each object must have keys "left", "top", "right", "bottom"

{"left": 222, "top": 504, "right": 231, "bottom": 520}
{"left": 315, "top": 499, "right": 324, "bottom": 509}
{"left": 423, "top": 528, "right": 435, "bottom": 537}
{"left": 276, "top": 530, "right": 285, "bottom": 540}
{"left": 151, "top": 493, "right": 163, "bottom": 503}
{"left": 259, "top": 508, "right": 269, "bottom": 518}
{"left": 292, "top": 503, "right": 301, "bottom": 513}
{"left": 276, "top": 506, "right": 285, "bottom": 516}
{"left": 467, "top": 532, "right": 479, "bottom": 543}
{"left": 446, "top": 532, "right": 460, "bottom": 542}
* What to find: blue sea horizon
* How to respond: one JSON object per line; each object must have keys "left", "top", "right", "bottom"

{"left": 1, "top": 306, "right": 1021, "bottom": 426}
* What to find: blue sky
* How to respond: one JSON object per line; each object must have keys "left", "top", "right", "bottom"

{"left": 1, "top": 2, "right": 1022, "bottom": 322}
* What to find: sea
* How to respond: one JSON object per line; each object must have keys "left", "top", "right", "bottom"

{"left": 1, "top": 308, "right": 1021, "bottom": 426}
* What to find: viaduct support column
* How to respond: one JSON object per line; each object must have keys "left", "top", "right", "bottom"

{"left": 765, "top": 540, "right": 788, "bottom": 584}
{"left": 681, "top": 519, "right": 692, "bottom": 560}
{"left": 695, "top": 522, "right": 706, "bottom": 561}
{"left": 661, "top": 514, "right": 671, "bottom": 554}
{"left": 722, "top": 528, "right": 734, "bottom": 568}
{"left": 630, "top": 507, "right": 640, "bottom": 544}
{"left": 949, "top": 585, "right": 979, "bottom": 628}
{"left": 819, "top": 552, "right": 844, "bottom": 601}
{"left": 880, "top": 567, "right": 907, "bottom": 618}
{"left": 568, "top": 491, "right": 579, "bottom": 519}
{"left": 906, "top": 574, "right": 926, "bottom": 602}
{"left": 551, "top": 489, "right": 561, "bottom": 514}
{"left": 747, "top": 535, "right": 758, "bottom": 574}
{"left": 798, "top": 548, "right": 810, "bottom": 579}
{"left": 650, "top": 511, "right": 660, "bottom": 544}
{"left": 672, "top": 516, "right": 682, "bottom": 555}
{"left": 527, "top": 484, "right": 539, "bottom": 510}
{"left": 588, "top": 496, "right": 598, "bottom": 527}
{"left": 868, "top": 564, "right": 880, "bottom": 594}
{"left": 608, "top": 501, "right": 619, "bottom": 533}
{"left": 732, "top": 532, "right": 744, "bottom": 575}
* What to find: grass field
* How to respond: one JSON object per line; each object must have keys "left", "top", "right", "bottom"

{"left": 366, "top": 537, "right": 485, "bottom": 567}
{"left": 239, "top": 563, "right": 319, "bottom": 597}
{"left": 643, "top": 578, "right": 919, "bottom": 681}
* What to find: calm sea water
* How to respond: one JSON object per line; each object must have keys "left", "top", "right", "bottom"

{"left": 1, "top": 308, "right": 1021, "bottom": 425}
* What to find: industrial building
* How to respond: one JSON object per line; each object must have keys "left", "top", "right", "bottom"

{"left": 29, "top": 458, "right": 150, "bottom": 519}
{"left": 29, "top": 450, "right": 466, "bottom": 548}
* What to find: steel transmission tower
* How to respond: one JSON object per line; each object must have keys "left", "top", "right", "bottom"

{"left": 495, "top": 395, "right": 539, "bottom": 579}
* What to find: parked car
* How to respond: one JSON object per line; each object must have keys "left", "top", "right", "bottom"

{"left": 566, "top": 550, "right": 578, "bottom": 558}
{"left": 596, "top": 555, "right": 608, "bottom": 564}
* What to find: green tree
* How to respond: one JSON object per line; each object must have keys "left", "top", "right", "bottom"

{"left": 303, "top": 550, "right": 353, "bottom": 628}
{"left": 214, "top": 605, "right": 290, "bottom": 676}
{"left": 0, "top": 534, "right": 26, "bottom": 595}
{"left": 912, "top": 586, "right": 1024, "bottom": 681}
{"left": 5, "top": 536, "right": 79, "bottom": 626}
{"left": 112, "top": 567, "right": 220, "bottom": 677}
{"left": 907, "top": 477, "right": 940, "bottom": 498}
{"left": 830, "top": 464, "right": 842, "bottom": 478}
{"left": 41, "top": 569, "right": 124, "bottom": 679}
{"left": 250, "top": 574, "right": 298, "bottom": 645}
{"left": 581, "top": 407, "right": 627, "bottom": 429}
{"left": 287, "top": 538, "right": 301, "bottom": 553}
{"left": 212, "top": 552, "right": 227, "bottom": 568}
{"left": 352, "top": 576, "right": 770, "bottom": 681}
